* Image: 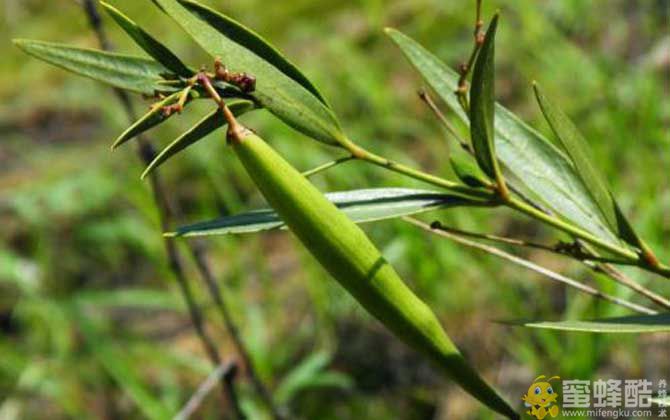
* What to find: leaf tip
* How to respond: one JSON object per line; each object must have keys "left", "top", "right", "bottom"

{"left": 140, "top": 166, "right": 152, "bottom": 180}
{"left": 12, "top": 38, "right": 28, "bottom": 50}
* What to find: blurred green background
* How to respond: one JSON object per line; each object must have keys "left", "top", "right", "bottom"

{"left": 1, "top": 0, "right": 668, "bottom": 418}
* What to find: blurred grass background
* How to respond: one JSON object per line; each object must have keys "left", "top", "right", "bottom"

{"left": 1, "top": 0, "right": 668, "bottom": 418}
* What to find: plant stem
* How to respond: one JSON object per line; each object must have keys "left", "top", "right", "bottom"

{"left": 404, "top": 217, "right": 657, "bottom": 315}
{"left": 578, "top": 243, "right": 670, "bottom": 310}
{"left": 509, "top": 197, "right": 670, "bottom": 278}
{"left": 344, "top": 132, "right": 670, "bottom": 279}
{"left": 506, "top": 197, "right": 634, "bottom": 260}
{"left": 431, "top": 222, "right": 670, "bottom": 310}
{"left": 455, "top": 0, "right": 485, "bottom": 111}
{"left": 418, "top": 89, "right": 469, "bottom": 149}
{"left": 339, "top": 138, "right": 493, "bottom": 200}
{"left": 302, "top": 155, "right": 354, "bottom": 178}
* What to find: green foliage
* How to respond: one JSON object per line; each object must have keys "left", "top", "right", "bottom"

{"left": 112, "top": 91, "right": 183, "bottom": 148}
{"left": 169, "top": 188, "right": 477, "bottom": 236}
{"left": 274, "top": 351, "right": 353, "bottom": 404}
{"left": 519, "top": 313, "right": 670, "bottom": 333}
{"left": 4, "top": 1, "right": 669, "bottom": 419}
{"left": 101, "top": 1, "right": 193, "bottom": 77}
{"left": 533, "top": 83, "right": 647, "bottom": 250}
{"left": 469, "top": 15, "right": 503, "bottom": 185}
{"left": 385, "top": 28, "right": 620, "bottom": 244}
{"left": 142, "top": 99, "right": 256, "bottom": 177}
{"left": 153, "top": 0, "right": 345, "bottom": 146}
{"left": 179, "top": 0, "right": 328, "bottom": 105}
{"left": 232, "top": 132, "right": 517, "bottom": 417}
{"left": 13, "top": 39, "right": 175, "bottom": 95}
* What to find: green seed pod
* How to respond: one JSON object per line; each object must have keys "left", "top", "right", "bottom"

{"left": 228, "top": 124, "right": 517, "bottom": 419}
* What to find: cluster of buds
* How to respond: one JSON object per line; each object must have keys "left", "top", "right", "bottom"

{"left": 161, "top": 102, "right": 185, "bottom": 117}
{"left": 214, "top": 58, "right": 256, "bottom": 93}
{"left": 152, "top": 58, "right": 257, "bottom": 118}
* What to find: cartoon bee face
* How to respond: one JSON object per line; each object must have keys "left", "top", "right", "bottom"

{"left": 523, "top": 376, "right": 560, "bottom": 408}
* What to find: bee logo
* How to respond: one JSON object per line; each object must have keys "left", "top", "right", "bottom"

{"left": 522, "top": 375, "right": 560, "bottom": 419}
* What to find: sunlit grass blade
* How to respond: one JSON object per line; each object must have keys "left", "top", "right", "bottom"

{"left": 469, "top": 14, "right": 505, "bottom": 194}
{"left": 111, "top": 91, "right": 183, "bottom": 149}
{"left": 13, "top": 39, "right": 175, "bottom": 95}
{"left": 153, "top": 0, "right": 345, "bottom": 146}
{"left": 101, "top": 1, "right": 193, "bottom": 77}
{"left": 385, "top": 28, "right": 619, "bottom": 245}
{"left": 514, "top": 313, "right": 670, "bottom": 333}
{"left": 167, "top": 188, "right": 477, "bottom": 237}
{"left": 533, "top": 83, "right": 651, "bottom": 252}
{"left": 141, "top": 100, "right": 256, "bottom": 178}
{"left": 178, "top": 0, "right": 328, "bottom": 105}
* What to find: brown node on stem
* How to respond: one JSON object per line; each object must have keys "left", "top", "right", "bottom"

{"left": 214, "top": 57, "right": 256, "bottom": 93}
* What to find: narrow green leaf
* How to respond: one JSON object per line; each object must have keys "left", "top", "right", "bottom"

{"left": 168, "top": 188, "right": 475, "bottom": 237}
{"left": 469, "top": 15, "right": 502, "bottom": 181}
{"left": 101, "top": 1, "right": 193, "bottom": 77}
{"left": 153, "top": 0, "right": 345, "bottom": 146}
{"left": 141, "top": 100, "right": 256, "bottom": 178}
{"left": 385, "top": 28, "right": 619, "bottom": 245}
{"left": 533, "top": 83, "right": 645, "bottom": 249}
{"left": 516, "top": 313, "right": 670, "bottom": 333}
{"left": 111, "top": 91, "right": 182, "bottom": 149}
{"left": 178, "top": 0, "right": 328, "bottom": 105}
{"left": 274, "top": 352, "right": 352, "bottom": 404}
{"left": 13, "top": 39, "right": 175, "bottom": 95}
{"left": 449, "top": 152, "right": 489, "bottom": 188}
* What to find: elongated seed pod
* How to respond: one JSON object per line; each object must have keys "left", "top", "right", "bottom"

{"left": 228, "top": 123, "right": 518, "bottom": 419}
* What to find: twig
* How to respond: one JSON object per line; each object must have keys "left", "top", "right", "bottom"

{"left": 418, "top": 89, "right": 469, "bottom": 149}
{"left": 302, "top": 155, "right": 354, "bottom": 178}
{"left": 80, "top": 1, "right": 245, "bottom": 418}
{"left": 430, "top": 222, "right": 670, "bottom": 310}
{"left": 455, "top": 0, "right": 485, "bottom": 111}
{"left": 175, "top": 361, "right": 239, "bottom": 420}
{"left": 579, "top": 243, "right": 670, "bottom": 310}
{"left": 430, "top": 222, "right": 633, "bottom": 265}
{"left": 404, "top": 217, "right": 657, "bottom": 315}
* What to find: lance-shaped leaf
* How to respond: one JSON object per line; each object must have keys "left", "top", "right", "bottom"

{"left": 533, "top": 83, "right": 649, "bottom": 252}
{"left": 13, "top": 39, "right": 175, "bottom": 95}
{"left": 179, "top": 0, "right": 328, "bottom": 105}
{"left": 111, "top": 91, "right": 183, "bottom": 149}
{"left": 469, "top": 15, "right": 504, "bottom": 189}
{"left": 101, "top": 1, "right": 193, "bottom": 77}
{"left": 153, "top": 0, "right": 345, "bottom": 146}
{"left": 515, "top": 313, "right": 670, "bottom": 333}
{"left": 141, "top": 100, "right": 256, "bottom": 178}
{"left": 385, "top": 28, "right": 619, "bottom": 245}
{"left": 167, "top": 188, "right": 476, "bottom": 237}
